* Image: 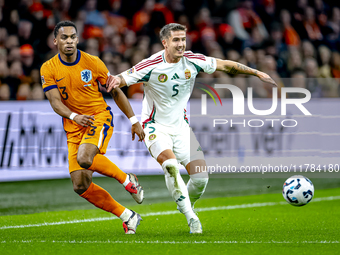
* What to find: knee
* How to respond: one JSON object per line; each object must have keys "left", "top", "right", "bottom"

{"left": 77, "top": 154, "right": 93, "bottom": 169}
{"left": 190, "top": 170, "right": 209, "bottom": 186}
{"left": 191, "top": 176, "right": 208, "bottom": 184}
{"left": 161, "top": 159, "right": 179, "bottom": 176}
{"left": 73, "top": 182, "right": 91, "bottom": 195}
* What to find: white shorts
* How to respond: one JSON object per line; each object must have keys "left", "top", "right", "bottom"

{"left": 144, "top": 122, "right": 204, "bottom": 167}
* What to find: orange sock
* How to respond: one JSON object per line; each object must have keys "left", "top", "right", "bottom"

{"left": 89, "top": 154, "right": 127, "bottom": 184}
{"left": 80, "top": 182, "right": 125, "bottom": 217}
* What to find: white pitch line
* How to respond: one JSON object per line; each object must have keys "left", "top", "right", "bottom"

{"left": 1, "top": 195, "right": 340, "bottom": 230}
{"left": 0, "top": 240, "right": 339, "bottom": 244}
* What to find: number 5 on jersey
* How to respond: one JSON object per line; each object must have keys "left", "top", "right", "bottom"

{"left": 172, "top": 85, "right": 179, "bottom": 97}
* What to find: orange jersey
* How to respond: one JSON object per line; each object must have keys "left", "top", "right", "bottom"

{"left": 40, "top": 50, "right": 110, "bottom": 134}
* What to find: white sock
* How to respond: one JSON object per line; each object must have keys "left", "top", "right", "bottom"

{"left": 119, "top": 208, "right": 133, "bottom": 222}
{"left": 187, "top": 172, "right": 209, "bottom": 207}
{"left": 162, "top": 159, "right": 198, "bottom": 223}
{"left": 122, "top": 174, "right": 130, "bottom": 187}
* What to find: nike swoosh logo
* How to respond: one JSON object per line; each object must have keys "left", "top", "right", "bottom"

{"left": 84, "top": 137, "right": 93, "bottom": 140}
{"left": 56, "top": 77, "right": 65, "bottom": 82}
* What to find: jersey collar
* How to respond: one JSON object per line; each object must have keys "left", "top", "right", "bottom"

{"left": 162, "top": 51, "right": 182, "bottom": 64}
{"left": 162, "top": 51, "right": 166, "bottom": 63}
{"left": 58, "top": 50, "right": 81, "bottom": 66}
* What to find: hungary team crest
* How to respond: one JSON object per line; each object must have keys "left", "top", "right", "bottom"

{"left": 149, "top": 134, "right": 156, "bottom": 140}
{"left": 185, "top": 69, "right": 191, "bottom": 79}
{"left": 81, "top": 70, "right": 92, "bottom": 83}
{"left": 158, "top": 74, "right": 168, "bottom": 82}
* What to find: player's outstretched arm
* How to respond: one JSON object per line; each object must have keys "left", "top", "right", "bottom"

{"left": 215, "top": 59, "right": 277, "bottom": 86}
{"left": 106, "top": 74, "right": 127, "bottom": 93}
{"left": 45, "top": 88, "right": 94, "bottom": 127}
{"left": 110, "top": 87, "right": 145, "bottom": 142}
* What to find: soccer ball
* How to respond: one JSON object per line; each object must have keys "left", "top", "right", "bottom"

{"left": 282, "top": 175, "right": 314, "bottom": 206}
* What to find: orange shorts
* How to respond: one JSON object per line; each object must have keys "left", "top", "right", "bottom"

{"left": 67, "top": 109, "right": 114, "bottom": 173}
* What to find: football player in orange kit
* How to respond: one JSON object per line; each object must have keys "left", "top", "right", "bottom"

{"left": 40, "top": 21, "right": 144, "bottom": 234}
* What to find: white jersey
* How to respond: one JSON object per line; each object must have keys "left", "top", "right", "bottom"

{"left": 121, "top": 50, "right": 217, "bottom": 130}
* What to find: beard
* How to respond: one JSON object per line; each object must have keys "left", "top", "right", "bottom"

{"left": 65, "top": 52, "right": 74, "bottom": 57}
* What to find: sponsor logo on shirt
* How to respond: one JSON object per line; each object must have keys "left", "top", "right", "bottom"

{"left": 171, "top": 73, "right": 180, "bottom": 80}
{"left": 185, "top": 69, "right": 191, "bottom": 79}
{"left": 41, "top": 76, "right": 46, "bottom": 85}
{"left": 158, "top": 74, "right": 168, "bottom": 82}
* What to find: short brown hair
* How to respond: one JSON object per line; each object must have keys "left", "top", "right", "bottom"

{"left": 159, "top": 23, "right": 187, "bottom": 41}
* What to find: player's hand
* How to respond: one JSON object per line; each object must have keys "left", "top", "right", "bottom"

{"left": 131, "top": 122, "right": 145, "bottom": 142}
{"left": 256, "top": 71, "right": 277, "bottom": 87}
{"left": 106, "top": 75, "right": 121, "bottom": 93}
{"left": 73, "top": 115, "right": 95, "bottom": 127}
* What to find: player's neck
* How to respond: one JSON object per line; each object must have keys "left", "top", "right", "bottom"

{"left": 164, "top": 52, "right": 181, "bottom": 63}
{"left": 59, "top": 51, "right": 78, "bottom": 63}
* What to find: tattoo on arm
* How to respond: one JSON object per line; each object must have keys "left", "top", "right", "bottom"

{"left": 236, "top": 63, "right": 254, "bottom": 74}
{"left": 111, "top": 88, "right": 118, "bottom": 98}
{"left": 117, "top": 74, "right": 127, "bottom": 87}
{"left": 228, "top": 66, "right": 238, "bottom": 75}
{"left": 225, "top": 64, "right": 254, "bottom": 75}
{"left": 117, "top": 74, "right": 124, "bottom": 86}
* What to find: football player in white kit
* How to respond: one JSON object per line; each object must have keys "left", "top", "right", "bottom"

{"left": 106, "top": 23, "right": 277, "bottom": 233}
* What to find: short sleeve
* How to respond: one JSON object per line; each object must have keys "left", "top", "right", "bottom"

{"left": 183, "top": 51, "right": 217, "bottom": 74}
{"left": 121, "top": 55, "right": 162, "bottom": 86}
{"left": 40, "top": 62, "right": 57, "bottom": 92}
{"left": 96, "top": 57, "right": 110, "bottom": 85}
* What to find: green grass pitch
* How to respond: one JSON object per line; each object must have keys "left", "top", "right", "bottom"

{"left": 0, "top": 175, "right": 339, "bottom": 254}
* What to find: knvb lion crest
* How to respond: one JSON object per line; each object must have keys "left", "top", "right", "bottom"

{"left": 81, "top": 70, "right": 92, "bottom": 83}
